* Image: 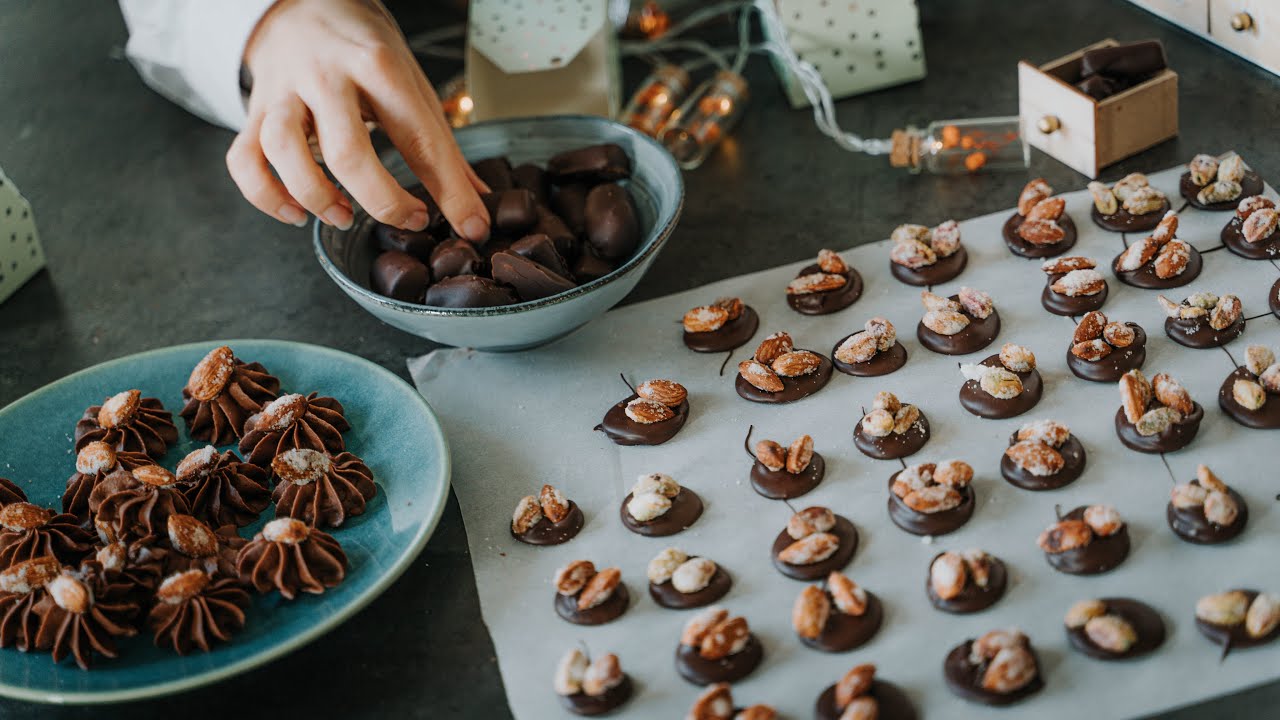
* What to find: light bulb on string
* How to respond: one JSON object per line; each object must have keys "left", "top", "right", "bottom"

{"left": 659, "top": 69, "right": 749, "bottom": 170}
{"left": 618, "top": 64, "right": 691, "bottom": 137}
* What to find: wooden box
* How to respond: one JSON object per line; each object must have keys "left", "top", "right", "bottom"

{"left": 1018, "top": 39, "right": 1178, "bottom": 178}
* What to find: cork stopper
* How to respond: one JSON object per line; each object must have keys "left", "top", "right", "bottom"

{"left": 890, "top": 129, "right": 922, "bottom": 170}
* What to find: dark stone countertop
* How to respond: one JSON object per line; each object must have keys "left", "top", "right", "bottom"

{"left": 1, "top": 0, "right": 1277, "bottom": 717}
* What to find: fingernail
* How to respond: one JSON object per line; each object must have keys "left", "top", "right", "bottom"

{"left": 461, "top": 215, "right": 489, "bottom": 242}
{"left": 322, "top": 204, "right": 354, "bottom": 231}
{"left": 404, "top": 210, "right": 429, "bottom": 232}
{"left": 278, "top": 204, "right": 308, "bottom": 227}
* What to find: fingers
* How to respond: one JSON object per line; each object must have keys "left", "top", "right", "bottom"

{"left": 258, "top": 96, "right": 353, "bottom": 229}
{"left": 225, "top": 114, "right": 309, "bottom": 227}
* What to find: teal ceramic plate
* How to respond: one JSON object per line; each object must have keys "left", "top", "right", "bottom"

{"left": 0, "top": 340, "right": 450, "bottom": 704}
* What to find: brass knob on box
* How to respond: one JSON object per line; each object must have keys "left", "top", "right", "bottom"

{"left": 1037, "top": 115, "right": 1061, "bottom": 135}
{"left": 1230, "top": 12, "right": 1253, "bottom": 31}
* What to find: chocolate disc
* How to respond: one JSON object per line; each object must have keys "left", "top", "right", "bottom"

{"left": 958, "top": 354, "right": 1043, "bottom": 420}
{"left": 750, "top": 452, "right": 825, "bottom": 499}
{"left": 1167, "top": 482, "right": 1249, "bottom": 544}
{"left": 560, "top": 675, "right": 633, "bottom": 716}
{"left": 890, "top": 246, "right": 968, "bottom": 286}
{"left": 554, "top": 584, "right": 630, "bottom": 626}
{"left": 597, "top": 395, "right": 689, "bottom": 446}
{"left": 1066, "top": 323, "right": 1147, "bottom": 383}
{"left": 832, "top": 340, "right": 908, "bottom": 377}
{"left": 1043, "top": 506, "right": 1130, "bottom": 575}
{"left": 1114, "top": 403, "right": 1203, "bottom": 454}
{"left": 926, "top": 554, "right": 1008, "bottom": 614}
{"left": 770, "top": 515, "right": 858, "bottom": 580}
{"left": 649, "top": 564, "right": 731, "bottom": 609}
{"left": 1090, "top": 199, "right": 1170, "bottom": 233}
{"left": 1219, "top": 367, "right": 1280, "bottom": 429}
{"left": 675, "top": 635, "right": 764, "bottom": 686}
{"left": 684, "top": 306, "right": 760, "bottom": 353}
{"left": 1041, "top": 276, "right": 1108, "bottom": 316}
{"left": 619, "top": 488, "right": 704, "bottom": 536}
{"left": 1273, "top": 278, "right": 1280, "bottom": 320}
{"left": 513, "top": 501, "right": 585, "bottom": 546}
{"left": 1165, "top": 314, "right": 1245, "bottom": 349}
{"left": 886, "top": 473, "right": 975, "bottom": 536}
{"left": 1066, "top": 597, "right": 1166, "bottom": 661}
{"left": 799, "top": 591, "right": 884, "bottom": 652}
{"left": 814, "top": 680, "right": 919, "bottom": 720}
{"left": 1180, "top": 170, "right": 1264, "bottom": 211}
{"left": 943, "top": 641, "right": 1044, "bottom": 706}
{"left": 854, "top": 413, "right": 930, "bottom": 460}
{"left": 1112, "top": 245, "right": 1203, "bottom": 290}
{"left": 916, "top": 298, "right": 1000, "bottom": 356}
{"left": 1002, "top": 212, "right": 1078, "bottom": 258}
{"left": 786, "top": 264, "right": 864, "bottom": 316}
{"left": 1196, "top": 589, "right": 1280, "bottom": 655}
{"left": 735, "top": 351, "right": 834, "bottom": 404}
{"left": 1000, "top": 433, "right": 1086, "bottom": 491}
{"left": 1221, "top": 216, "right": 1280, "bottom": 260}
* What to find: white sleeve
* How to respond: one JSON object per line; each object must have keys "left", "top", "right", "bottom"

{"left": 119, "top": 0, "right": 278, "bottom": 131}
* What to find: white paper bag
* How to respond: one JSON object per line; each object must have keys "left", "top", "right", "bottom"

{"left": 0, "top": 167, "right": 45, "bottom": 304}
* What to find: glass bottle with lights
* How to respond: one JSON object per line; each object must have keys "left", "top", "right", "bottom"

{"left": 890, "top": 117, "right": 1028, "bottom": 174}
{"left": 619, "top": 64, "right": 690, "bottom": 137}
{"left": 659, "top": 70, "right": 748, "bottom": 170}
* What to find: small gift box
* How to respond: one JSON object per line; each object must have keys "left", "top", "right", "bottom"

{"left": 0, "top": 166, "right": 45, "bottom": 304}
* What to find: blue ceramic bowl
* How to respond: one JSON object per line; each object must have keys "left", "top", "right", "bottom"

{"left": 0, "top": 340, "right": 450, "bottom": 703}
{"left": 313, "top": 115, "right": 684, "bottom": 351}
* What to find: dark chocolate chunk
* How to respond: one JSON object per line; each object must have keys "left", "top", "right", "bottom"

{"left": 511, "top": 163, "right": 550, "bottom": 205}
{"left": 584, "top": 184, "right": 640, "bottom": 260}
{"left": 1076, "top": 74, "right": 1121, "bottom": 100}
{"left": 491, "top": 251, "right": 576, "bottom": 302}
{"left": 1167, "top": 479, "right": 1249, "bottom": 544}
{"left": 423, "top": 275, "right": 518, "bottom": 308}
{"left": 1043, "top": 506, "right": 1130, "bottom": 575}
{"left": 429, "top": 238, "right": 485, "bottom": 281}
{"left": 548, "top": 143, "right": 631, "bottom": 184}
{"left": 535, "top": 204, "right": 581, "bottom": 261}
{"left": 471, "top": 156, "right": 514, "bottom": 192}
{"left": 944, "top": 640, "right": 1043, "bottom": 706}
{"left": 572, "top": 251, "right": 615, "bottom": 283}
{"left": 374, "top": 224, "right": 438, "bottom": 262}
{"left": 481, "top": 189, "right": 538, "bottom": 235}
{"left": 370, "top": 250, "right": 430, "bottom": 302}
{"left": 1219, "top": 366, "right": 1280, "bottom": 430}
{"left": 511, "top": 233, "right": 573, "bottom": 280}
{"left": 1081, "top": 40, "right": 1167, "bottom": 81}
{"left": 552, "top": 183, "right": 590, "bottom": 236}
{"left": 1065, "top": 597, "right": 1166, "bottom": 661}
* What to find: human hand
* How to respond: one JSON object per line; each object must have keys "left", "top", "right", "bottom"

{"left": 226, "top": 0, "right": 489, "bottom": 240}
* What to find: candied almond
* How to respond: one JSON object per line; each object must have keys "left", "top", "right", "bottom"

{"left": 672, "top": 558, "right": 717, "bottom": 594}
{"left": 930, "top": 552, "right": 967, "bottom": 600}
{"left": 577, "top": 567, "right": 621, "bottom": 610}
{"left": 1245, "top": 345, "right": 1276, "bottom": 376}
{"left": 893, "top": 404, "right": 921, "bottom": 435}
{"left": 1083, "top": 505, "right": 1124, "bottom": 536}
{"left": 1123, "top": 185, "right": 1166, "bottom": 215}
{"left": 714, "top": 296, "right": 744, "bottom": 320}
{"left": 754, "top": 332, "right": 793, "bottom": 364}
{"left": 891, "top": 224, "right": 931, "bottom": 244}
{"left": 1085, "top": 615, "right": 1137, "bottom": 653}
{"left": 1016, "top": 419, "right": 1070, "bottom": 447}
{"left": 778, "top": 533, "right": 840, "bottom": 565}
{"left": 1196, "top": 591, "right": 1249, "bottom": 626}
{"left": 792, "top": 585, "right": 831, "bottom": 639}
{"left": 632, "top": 472, "right": 680, "bottom": 498}
{"left": 981, "top": 646, "right": 1038, "bottom": 695}
{"left": 786, "top": 435, "right": 814, "bottom": 474}
{"left": 890, "top": 239, "right": 936, "bottom": 269}
{"left": 772, "top": 350, "right": 821, "bottom": 378}
{"left": 1218, "top": 154, "right": 1247, "bottom": 183}
{"left": 1152, "top": 211, "right": 1179, "bottom": 245}
{"left": 1112, "top": 172, "right": 1149, "bottom": 201}
{"left": 186, "top": 346, "right": 235, "bottom": 402}
{"left": 923, "top": 309, "right": 970, "bottom": 336}
{"left": 860, "top": 408, "right": 894, "bottom": 438}
{"left": 903, "top": 485, "right": 962, "bottom": 514}
{"left": 1103, "top": 322, "right": 1135, "bottom": 348}
{"left": 934, "top": 459, "right": 973, "bottom": 488}
{"left": 1152, "top": 373, "right": 1194, "bottom": 415}
{"left": 1065, "top": 599, "right": 1107, "bottom": 629}
{"left": 1204, "top": 490, "right": 1240, "bottom": 526}
{"left": 962, "top": 550, "right": 992, "bottom": 589}
{"left": 1088, "top": 181, "right": 1118, "bottom": 215}
{"left": 699, "top": 616, "right": 750, "bottom": 660}
{"left": 1199, "top": 180, "right": 1242, "bottom": 205}
{"left": 1074, "top": 311, "right": 1108, "bottom": 343}
{"left": 958, "top": 287, "right": 994, "bottom": 319}
{"left": 1233, "top": 379, "right": 1267, "bottom": 411}
{"left": 1115, "top": 237, "right": 1158, "bottom": 272}
{"left": 688, "top": 683, "right": 734, "bottom": 720}
{"left": 1119, "top": 370, "right": 1151, "bottom": 424}
{"left": 873, "top": 391, "right": 901, "bottom": 413}
{"left": 1018, "top": 218, "right": 1066, "bottom": 245}
{"left": 540, "top": 485, "right": 571, "bottom": 524}
{"left": 1052, "top": 269, "right": 1106, "bottom": 297}
{"left": 625, "top": 398, "right": 674, "bottom": 424}
{"left": 932, "top": 220, "right": 962, "bottom": 256}
{"left": 682, "top": 606, "right": 729, "bottom": 647}
{"left": 999, "top": 343, "right": 1036, "bottom": 373}
{"left": 754, "top": 440, "right": 787, "bottom": 472}
{"left": 865, "top": 317, "right": 896, "bottom": 350}
{"left": 828, "top": 572, "right": 867, "bottom": 616}
{"left": 738, "top": 360, "right": 784, "bottom": 393}
{"left": 1037, "top": 519, "right": 1092, "bottom": 553}
{"left": 97, "top": 389, "right": 141, "bottom": 429}
{"left": 1018, "top": 179, "right": 1053, "bottom": 216}
{"left": 817, "top": 249, "right": 849, "bottom": 274}
{"left": 835, "top": 332, "right": 877, "bottom": 364}
{"left": 581, "top": 654, "right": 623, "bottom": 697}
{"left": 972, "top": 629, "right": 1027, "bottom": 662}
{"left": 1026, "top": 196, "right": 1065, "bottom": 222}
{"left": 627, "top": 491, "right": 672, "bottom": 522}
{"left": 637, "top": 379, "right": 688, "bottom": 407}
{"left": 920, "top": 290, "right": 959, "bottom": 312}
{"left": 835, "top": 664, "right": 877, "bottom": 708}
{"left": 1197, "top": 464, "right": 1228, "bottom": 493}
{"left": 1154, "top": 240, "right": 1190, "bottom": 279}
{"left": 787, "top": 273, "right": 847, "bottom": 295}
{"left": 1188, "top": 154, "right": 1218, "bottom": 186}
{"left": 980, "top": 368, "right": 1023, "bottom": 400}
{"left": 1209, "top": 295, "right": 1242, "bottom": 331}
{"left": 1171, "top": 483, "right": 1208, "bottom": 509}
{"left": 1072, "top": 339, "right": 1111, "bottom": 361}
{"left": 1246, "top": 594, "right": 1280, "bottom": 639}
{"left": 1005, "top": 440, "right": 1064, "bottom": 477}
{"left": 554, "top": 649, "right": 589, "bottom": 696}
{"left": 1243, "top": 208, "right": 1278, "bottom": 244}
{"left": 647, "top": 547, "right": 688, "bottom": 584}
{"left": 554, "top": 560, "right": 596, "bottom": 596}
{"left": 1236, "top": 196, "right": 1275, "bottom": 221}
{"left": 787, "top": 507, "right": 836, "bottom": 540}
{"left": 1261, "top": 365, "right": 1280, "bottom": 393}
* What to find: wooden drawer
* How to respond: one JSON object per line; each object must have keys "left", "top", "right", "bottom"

{"left": 1209, "top": 1, "right": 1280, "bottom": 72}
{"left": 1130, "top": 0, "right": 1209, "bottom": 34}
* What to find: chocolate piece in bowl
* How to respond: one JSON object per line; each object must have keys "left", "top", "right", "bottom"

{"left": 619, "top": 472, "right": 703, "bottom": 536}
{"left": 1002, "top": 179, "right": 1077, "bottom": 258}
{"left": 511, "top": 163, "right": 550, "bottom": 205}
{"left": 481, "top": 189, "right": 539, "bottom": 236}
{"left": 371, "top": 250, "right": 430, "bottom": 302}
{"left": 889, "top": 220, "right": 967, "bottom": 286}
{"left": 887, "top": 461, "right": 976, "bottom": 536}
{"left": 1159, "top": 291, "right": 1245, "bottom": 349}
{"left": 770, "top": 506, "right": 858, "bottom": 580}
{"left": 62, "top": 441, "right": 151, "bottom": 525}
{"left": 374, "top": 223, "right": 437, "bottom": 262}
{"left": 554, "top": 648, "right": 633, "bottom": 717}
{"left": 682, "top": 297, "right": 759, "bottom": 354}
{"left": 238, "top": 392, "right": 350, "bottom": 466}
{"left": 1040, "top": 256, "right": 1107, "bottom": 316}
{"left": 1168, "top": 464, "right": 1249, "bottom": 544}
{"left": 745, "top": 430, "right": 824, "bottom": 500}
{"left": 237, "top": 517, "right": 348, "bottom": 600}
{"left": 675, "top": 607, "right": 763, "bottom": 685}
{"left": 1180, "top": 152, "right": 1264, "bottom": 211}
{"left": 533, "top": 204, "right": 580, "bottom": 262}
{"left": 584, "top": 183, "right": 640, "bottom": 261}
{"left": 33, "top": 565, "right": 139, "bottom": 669}
{"left": 1220, "top": 344, "right": 1280, "bottom": 429}
{"left": 511, "top": 484, "right": 585, "bottom": 546}
{"left": 785, "top": 249, "right": 863, "bottom": 316}
{"left": 1114, "top": 370, "right": 1203, "bottom": 453}
{"left": 179, "top": 345, "right": 281, "bottom": 446}
{"left": 814, "top": 663, "right": 919, "bottom": 720}
{"left": 1038, "top": 504, "right": 1130, "bottom": 575}
{"left": 552, "top": 560, "right": 629, "bottom": 626}
{"left": 423, "top": 274, "right": 519, "bottom": 308}
{"left": 552, "top": 182, "right": 590, "bottom": 236}
{"left": 571, "top": 251, "right": 615, "bottom": 283}
{"left": 686, "top": 684, "right": 776, "bottom": 720}
{"left": 429, "top": 238, "right": 486, "bottom": 281}
{"left": 1195, "top": 589, "right": 1280, "bottom": 657}
{"left": 160, "top": 514, "right": 245, "bottom": 582}
{"left": 1067, "top": 311, "right": 1146, "bottom": 383}
{"left": 927, "top": 549, "right": 1008, "bottom": 614}
{"left": 1064, "top": 597, "right": 1166, "bottom": 661}
{"left": 89, "top": 465, "right": 190, "bottom": 543}
{"left": 74, "top": 389, "right": 178, "bottom": 459}
{"left": 1111, "top": 212, "right": 1202, "bottom": 290}
{"left": 1000, "top": 419, "right": 1086, "bottom": 491}
{"left": 490, "top": 250, "right": 575, "bottom": 301}
{"left": 270, "top": 449, "right": 376, "bottom": 529}
{"left": 175, "top": 446, "right": 271, "bottom": 529}
{"left": 0, "top": 502, "right": 94, "bottom": 570}
{"left": 1222, "top": 196, "right": 1280, "bottom": 259}
{"left": 832, "top": 317, "right": 907, "bottom": 377}
{"left": 915, "top": 288, "right": 1000, "bottom": 356}
{"left": 854, "top": 391, "right": 929, "bottom": 460}
{"left": 647, "top": 548, "right": 731, "bottom": 610}
{"left": 470, "top": 155, "right": 515, "bottom": 192}
{"left": 943, "top": 628, "right": 1043, "bottom": 706}
{"left": 597, "top": 378, "right": 690, "bottom": 446}
{"left": 147, "top": 569, "right": 250, "bottom": 655}
{"left": 735, "top": 332, "right": 833, "bottom": 404}
{"left": 0, "top": 556, "right": 60, "bottom": 652}
{"left": 1088, "top": 173, "right": 1170, "bottom": 233}
{"left": 958, "top": 344, "right": 1043, "bottom": 420}
{"left": 548, "top": 143, "right": 632, "bottom": 185}
{"left": 510, "top": 233, "right": 573, "bottom": 279}
{"left": 793, "top": 571, "right": 883, "bottom": 652}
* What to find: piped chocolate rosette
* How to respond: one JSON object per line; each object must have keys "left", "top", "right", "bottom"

{"left": 1002, "top": 179, "right": 1076, "bottom": 258}
{"left": 1158, "top": 291, "right": 1244, "bottom": 349}
{"left": 1037, "top": 504, "right": 1130, "bottom": 575}
{"left": 597, "top": 378, "right": 690, "bottom": 446}
{"left": 792, "top": 571, "right": 883, "bottom": 653}
{"left": 675, "top": 606, "right": 763, "bottom": 686}
{"left": 61, "top": 441, "right": 151, "bottom": 526}
{"left": 32, "top": 565, "right": 139, "bottom": 669}
{"left": 552, "top": 561, "right": 628, "bottom": 626}
{"left": 237, "top": 518, "right": 348, "bottom": 600}
{"left": 88, "top": 464, "right": 190, "bottom": 543}
{"left": 1064, "top": 598, "right": 1165, "bottom": 661}
{"left": 238, "top": 392, "right": 350, "bottom": 467}
{"left": 619, "top": 472, "right": 703, "bottom": 537}
{"left": 1114, "top": 370, "right": 1203, "bottom": 453}
{"left": 927, "top": 549, "right": 1007, "bottom": 614}
{"left": 681, "top": 297, "right": 759, "bottom": 354}
{"left": 1088, "top": 172, "right": 1170, "bottom": 233}
{"left": 146, "top": 569, "right": 250, "bottom": 655}
{"left": 1067, "top": 311, "right": 1146, "bottom": 383}
{"left": 175, "top": 446, "right": 271, "bottom": 529}
{"left": 736, "top": 332, "right": 833, "bottom": 404}
{"left": 646, "top": 548, "right": 730, "bottom": 610}
{"left": 179, "top": 345, "right": 281, "bottom": 446}
{"left": 686, "top": 684, "right": 776, "bottom": 720}
{"left": 748, "top": 432, "right": 824, "bottom": 499}
{"left": 832, "top": 316, "right": 907, "bottom": 377}
{"left": 1220, "top": 344, "right": 1280, "bottom": 429}
{"left": 1000, "top": 419, "right": 1087, "bottom": 491}
{"left": 958, "top": 344, "right": 1043, "bottom": 420}
{"left": 0, "top": 502, "right": 95, "bottom": 570}
{"left": 887, "top": 460, "right": 975, "bottom": 536}
{"left": 73, "top": 389, "right": 178, "bottom": 459}
{"left": 785, "top": 249, "right": 863, "bottom": 316}
{"left": 943, "top": 629, "right": 1043, "bottom": 706}
{"left": 888, "top": 219, "right": 966, "bottom": 286}
{"left": 0, "top": 556, "right": 62, "bottom": 652}
{"left": 1195, "top": 589, "right": 1280, "bottom": 657}
{"left": 1040, "top": 256, "right": 1107, "bottom": 316}
{"left": 511, "top": 484, "right": 584, "bottom": 546}
{"left": 161, "top": 514, "right": 246, "bottom": 581}
{"left": 1180, "top": 152, "right": 1264, "bottom": 211}
{"left": 771, "top": 506, "right": 858, "bottom": 580}
{"left": 270, "top": 449, "right": 376, "bottom": 529}
{"left": 0, "top": 478, "right": 26, "bottom": 507}
{"left": 88, "top": 538, "right": 167, "bottom": 612}
{"left": 854, "top": 391, "right": 929, "bottom": 460}
{"left": 553, "top": 648, "right": 633, "bottom": 717}
{"left": 1168, "top": 464, "right": 1248, "bottom": 544}
{"left": 916, "top": 288, "right": 1000, "bottom": 356}
{"left": 1112, "top": 212, "right": 1202, "bottom": 290}
{"left": 1221, "top": 196, "right": 1280, "bottom": 259}
{"left": 815, "top": 663, "right": 919, "bottom": 720}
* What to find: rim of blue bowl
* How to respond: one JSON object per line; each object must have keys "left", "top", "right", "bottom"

{"left": 312, "top": 115, "right": 684, "bottom": 318}
{"left": 0, "top": 339, "right": 451, "bottom": 705}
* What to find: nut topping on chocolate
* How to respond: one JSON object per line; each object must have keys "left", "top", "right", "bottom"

{"left": 624, "top": 398, "right": 674, "bottom": 424}
{"left": 973, "top": 630, "right": 1038, "bottom": 695}
{"left": 683, "top": 305, "right": 730, "bottom": 333}
{"left": 859, "top": 391, "right": 923, "bottom": 438}
{"left": 1037, "top": 519, "right": 1093, "bottom": 553}
{"left": 554, "top": 560, "right": 596, "bottom": 596}
{"left": 627, "top": 473, "right": 680, "bottom": 522}
{"left": 817, "top": 248, "right": 849, "bottom": 274}
{"left": 576, "top": 567, "right": 622, "bottom": 610}
{"left": 828, "top": 571, "right": 868, "bottom": 616}
{"left": 777, "top": 533, "right": 840, "bottom": 565}
{"left": 671, "top": 557, "right": 717, "bottom": 594}
{"left": 97, "top": 389, "right": 141, "bottom": 429}
{"left": 75, "top": 441, "right": 118, "bottom": 476}
{"left": 553, "top": 648, "right": 590, "bottom": 696}
{"left": 771, "top": 350, "right": 821, "bottom": 377}
{"left": 581, "top": 653, "right": 624, "bottom": 697}
{"left": 787, "top": 506, "right": 836, "bottom": 539}
{"left": 1196, "top": 590, "right": 1251, "bottom": 627}
{"left": 891, "top": 461, "right": 969, "bottom": 514}
{"left": 786, "top": 272, "right": 847, "bottom": 295}
{"left": 186, "top": 346, "right": 236, "bottom": 402}
{"left": 738, "top": 360, "right": 783, "bottom": 393}
{"left": 647, "top": 548, "right": 688, "bottom": 584}
{"left": 931, "top": 552, "right": 967, "bottom": 600}
{"left": 636, "top": 379, "right": 688, "bottom": 407}
{"left": 960, "top": 363, "right": 1023, "bottom": 400}
{"left": 890, "top": 220, "right": 962, "bottom": 268}
{"left": 792, "top": 585, "right": 831, "bottom": 639}
{"left": 1017, "top": 179, "right": 1053, "bottom": 216}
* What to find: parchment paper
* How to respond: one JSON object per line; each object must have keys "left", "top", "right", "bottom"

{"left": 410, "top": 165, "right": 1280, "bottom": 719}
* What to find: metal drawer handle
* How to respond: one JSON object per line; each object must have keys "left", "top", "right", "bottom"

{"left": 1231, "top": 12, "right": 1254, "bottom": 31}
{"left": 1037, "top": 115, "right": 1061, "bottom": 135}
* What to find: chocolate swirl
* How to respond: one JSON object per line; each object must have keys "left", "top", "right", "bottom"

{"left": 89, "top": 466, "right": 191, "bottom": 543}
{"left": 74, "top": 389, "right": 178, "bottom": 459}
{"left": 271, "top": 450, "right": 376, "bottom": 528}
{"left": 0, "top": 478, "right": 26, "bottom": 507}
{"left": 176, "top": 446, "right": 271, "bottom": 528}
{"left": 0, "top": 503, "right": 95, "bottom": 570}
{"left": 33, "top": 567, "right": 139, "bottom": 669}
{"left": 180, "top": 346, "right": 281, "bottom": 446}
{"left": 0, "top": 556, "right": 61, "bottom": 652}
{"left": 160, "top": 515, "right": 246, "bottom": 582}
{"left": 88, "top": 538, "right": 168, "bottom": 615}
{"left": 147, "top": 570, "right": 250, "bottom": 655}
{"left": 237, "top": 518, "right": 348, "bottom": 599}
{"left": 62, "top": 441, "right": 152, "bottom": 526}
{"left": 239, "top": 393, "right": 351, "bottom": 467}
